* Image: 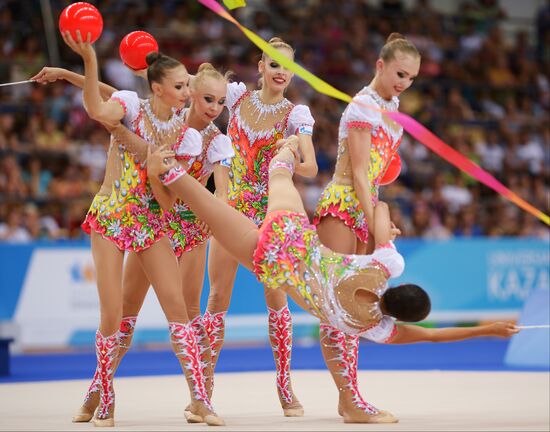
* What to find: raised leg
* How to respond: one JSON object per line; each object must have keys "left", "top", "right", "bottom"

{"left": 165, "top": 174, "right": 259, "bottom": 270}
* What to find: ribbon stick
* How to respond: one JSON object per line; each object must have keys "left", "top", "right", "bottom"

{"left": 517, "top": 325, "right": 550, "bottom": 329}
{"left": 198, "top": 0, "right": 550, "bottom": 226}
{"left": 0, "top": 79, "right": 34, "bottom": 88}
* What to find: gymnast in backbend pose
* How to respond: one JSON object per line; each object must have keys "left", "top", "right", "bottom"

{"left": 312, "top": 32, "right": 421, "bottom": 420}
{"left": 141, "top": 138, "right": 519, "bottom": 424}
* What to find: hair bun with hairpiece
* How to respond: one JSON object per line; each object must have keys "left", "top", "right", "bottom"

{"left": 197, "top": 62, "right": 216, "bottom": 73}
{"left": 386, "top": 32, "right": 406, "bottom": 43}
{"left": 145, "top": 51, "right": 162, "bottom": 66}
{"left": 379, "top": 32, "right": 419, "bottom": 61}
{"left": 269, "top": 37, "right": 285, "bottom": 44}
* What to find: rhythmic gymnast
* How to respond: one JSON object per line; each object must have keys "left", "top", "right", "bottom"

{"left": 33, "top": 31, "right": 223, "bottom": 426}
{"left": 204, "top": 37, "right": 317, "bottom": 417}
{"left": 313, "top": 32, "right": 421, "bottom": 420}
{"left": 137, "top": 139, "right": 519, "bottom": 423}
{"left": 112, "top": 63, "right": 234, "bottom": 423}
{"left": 33, "top": 62, "right": 234, "bottom": 424}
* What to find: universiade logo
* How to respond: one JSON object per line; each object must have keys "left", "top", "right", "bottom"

{"left": 70, "top": 260, "right": 98, "bottom": 308}
{"left": 487, "top": 250, "right": 550, "bottom": 302}
{"left": 70, "top": 261, "right": 96, "bottom": 282}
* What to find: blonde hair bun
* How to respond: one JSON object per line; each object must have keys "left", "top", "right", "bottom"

{"left": 380, "top": 32, "right": 420, "bottom": 61}
{"left": 386, "top": 32, "right": 406, "bottom": 44}
{"left": 268, "top": 37, "right": 285, "bottom": 44}
{"left": 197, "top": 62, "right": 216, "bottom": 73}
{"left": 192, "top": 63, "right": 230, "bottom": 90}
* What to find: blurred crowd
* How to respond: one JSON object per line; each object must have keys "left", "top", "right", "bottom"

{"left": 0, "top": 0, "right": 549, "bottom": 242}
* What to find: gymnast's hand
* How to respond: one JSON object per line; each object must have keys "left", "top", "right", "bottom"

{"left": 390, "top": 222, "right": 401, "bottom": 240}
{"left": 147, "top": 145, "right": 176, "bottom": 178}
{"left": 31, "top": 67, "right": 67, "bottom": 84}
{"left": 485, "top": 322, "right": 520, "bottom": 338}
{"left": 275, "top": 135, "right": 300, "bottom": 162}
{"left": 197, "top": 219, "right": 212, "bottom": 237}
{"left": 62, "top": 29, "right": 95, "bottom": 62}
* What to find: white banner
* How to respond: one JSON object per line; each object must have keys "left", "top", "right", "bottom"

{"left": 13, "top": 249, "right": 168, "bottom": 349}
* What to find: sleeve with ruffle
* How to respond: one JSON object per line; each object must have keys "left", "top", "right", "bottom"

{"left": 360, "top": 316, "right": 397, "bottom": 343}
{"left": 344, "top": 94, "right": 382, "bottom": 131}
{"left": 370, "top": 243, "right": 405, "bottom": 278}
{"left": 286, "top": 104, "right": 315, "bottom": 137}
{"left": 226, "top": 81, "right": 248, "bottom": 110}
{"left": 207, "top": 134, "right": 235, "bottom": 164}
{"left": 110, "top": 90, "right": 141, "bottom": 127}
{"left": 349, "top": 241, "right": 404, "bottom": 278}
{"left": 175, "top": 127, "right": 202, "bottom": 159}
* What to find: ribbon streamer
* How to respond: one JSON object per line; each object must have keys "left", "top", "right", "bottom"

{"left": 385, "top": 111, "right": 550, "bottom": 225}
{"left": 222, "top": 0, "right": 247, "bottom": 9}
{"left": 197, "top": 0, "right": 550, "bottom": 226}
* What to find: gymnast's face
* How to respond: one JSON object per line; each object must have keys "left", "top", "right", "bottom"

{"left": 376, "top": 50, "right": 420, "bottom": 98}
{"left": 190, "top": 77, "right": 227, "bottom": 125}
{"left": 259, "top": 48, "right": 294, "bottom": 93}
{"left": 152, "top": 65, "right": 191, "bottom": 110}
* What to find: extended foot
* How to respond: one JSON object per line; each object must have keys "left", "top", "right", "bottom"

{"left": 269, "top": 139, "right": 299, "bottom": 172}
{"left": 343, "top": 407, "right": 398, "bottom": 424}
{"left": 72, "top": 406, "right": 95, "bottom": 423}
{"left": 278, "top": 389, "right": 304, "bottom": 417}
{"left": 184, "top": 402, "right": 204, "bottom": 423}
{"left": 92, "top": 416, "right": 115, "bottom": 428}
{"left": 188, "top": 400, "right": 225, "bottom": 427}
{"left": 72, "top": 391, "right": 99, "bottom": 423}
{"left": 92, "top": 402, "right": 115, "bottom": 427}
{"left": 282, "top": 400, "right": 304, "bottom": 417}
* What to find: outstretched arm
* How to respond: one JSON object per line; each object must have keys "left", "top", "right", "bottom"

{"left": 31, "top": 67, "right": 118, "bottom": 101}
{"left": 61, "top": 30, "right": 124, "bottom": 126}
{"left": 149, "top": 169, "right": 177, "bottom": 211}
{"left": 389, "top": 321, "right": 519, "bottom": 344}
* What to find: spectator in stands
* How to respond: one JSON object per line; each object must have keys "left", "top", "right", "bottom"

{"left": 0, "top": 0, "right": 547, "bottom": 242}
{"left": 0, "top": 205, "right": 31, "bottom": 242}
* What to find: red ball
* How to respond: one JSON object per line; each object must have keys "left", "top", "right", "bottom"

{"left": 119, "top": 31, "right": 159, "bottom": 71}
{"left": 379, "top": 153, "right": 402, "bottom": 185}
{"left": 59, "top": 2, "right": 103, "bottom": 44}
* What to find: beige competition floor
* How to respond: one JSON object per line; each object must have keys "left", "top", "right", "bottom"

{"left": 0, "top": 370, "right": 548, "bottom": 431}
